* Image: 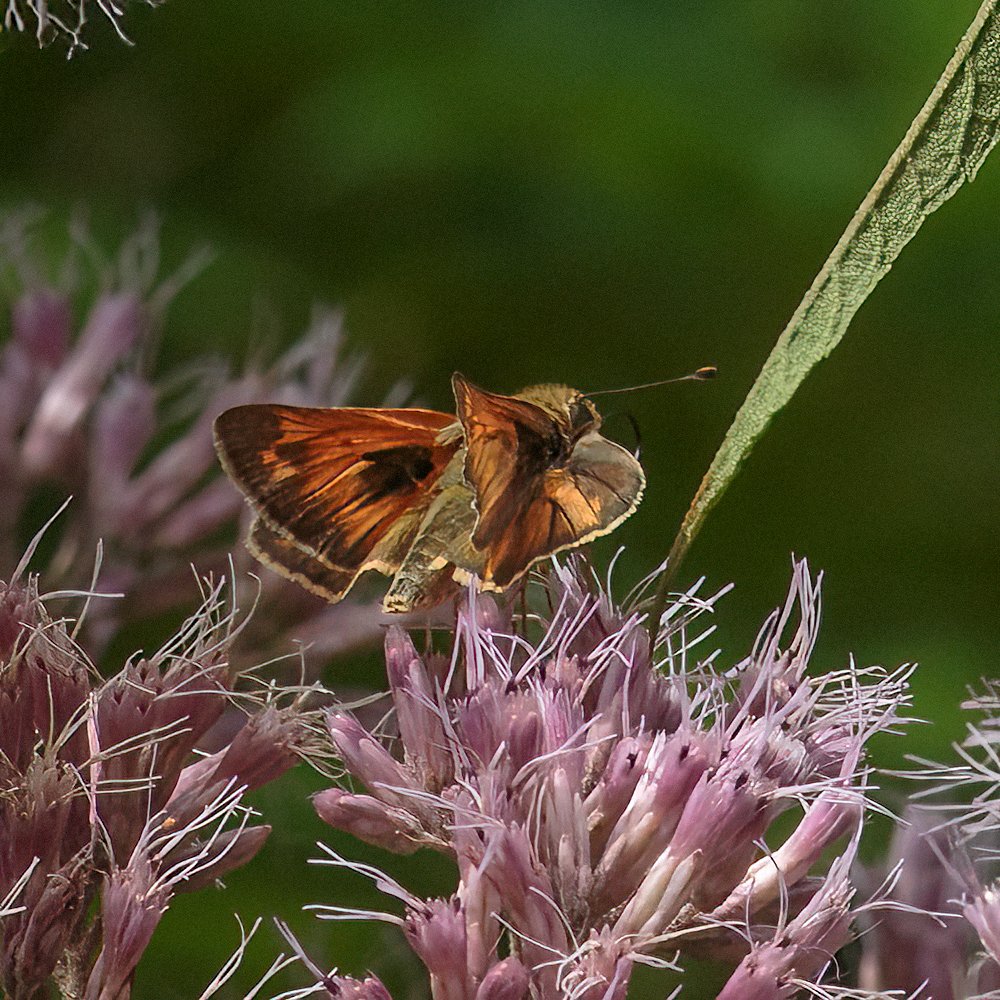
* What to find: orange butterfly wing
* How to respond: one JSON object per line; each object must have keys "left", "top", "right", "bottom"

{"left": 245, "top": 518, "right": 359, "bottom": 602}
{"left": 452, "top": 376, "right": 645, "bottom": 588}
{"left": 214, "top": 405, "right": 458, "bottom": 600}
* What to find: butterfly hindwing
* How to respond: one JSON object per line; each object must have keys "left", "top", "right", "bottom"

{"left": 247, "top": 517, "right": 357, "bottom": 602}
{"left": 476, "top": 434, "right": 645, "bottom": 586}
{"left": 214, "top": 404, "right": 458, "bottom": 600}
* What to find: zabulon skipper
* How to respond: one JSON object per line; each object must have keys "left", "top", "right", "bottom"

{"left": 213, "top": 368, "right": 716, "bottom": 613}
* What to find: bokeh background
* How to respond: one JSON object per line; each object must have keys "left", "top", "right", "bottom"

{"left": 1, "top": 1, "right": 998, "bottom": 996}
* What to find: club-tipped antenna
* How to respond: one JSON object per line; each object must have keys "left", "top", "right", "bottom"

{"left": 587, "top": 366, "right": 718, "bottom": 397}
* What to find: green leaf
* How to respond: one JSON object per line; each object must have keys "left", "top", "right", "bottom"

{"left": 650, "top": 0, "right": 1000, "bottom": 631}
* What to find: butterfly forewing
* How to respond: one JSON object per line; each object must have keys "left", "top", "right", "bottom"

{"left": 214, "top": 404, "right": 458, "bottom": 599}
{"left": 479, "top": 435, "right": 644, "bottom": 586}
{"left": 452, "top": 375, "right": 645, "bottom": 588}
{"left": 452, "top": 376, "right": 564, "bottom": 547}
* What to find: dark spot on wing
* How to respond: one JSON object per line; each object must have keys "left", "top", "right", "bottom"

{"left": 359, "top": 445, "right": 436, "bottom": 487}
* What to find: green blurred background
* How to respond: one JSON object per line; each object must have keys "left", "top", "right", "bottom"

{"left": 1, "top": 1, "right": 998, "bottom": 995}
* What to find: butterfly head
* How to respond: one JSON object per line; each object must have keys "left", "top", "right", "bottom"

{"left": 514, "top": 383, "right": 602, "bottom": 439}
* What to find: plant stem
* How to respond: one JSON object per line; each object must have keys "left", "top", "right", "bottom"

{"left": 647, "top": 0, "right": 1000, "bottom": 645}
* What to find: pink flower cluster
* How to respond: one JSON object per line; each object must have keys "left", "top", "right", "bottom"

{"left": 306, "top": 561, "right": 912, "bottom": 999}
{"left": 0, "top": 213, "right": 382, "bottom": 672}
{"left": 0, "top": 547, "right": 314, "bottom": 998}
{"left": 860, "top": 681, "right": 1000, "bottom": 999}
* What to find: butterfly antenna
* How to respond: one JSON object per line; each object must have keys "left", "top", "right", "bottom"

{"left": 626, "top": 412, "right": 642, "bottom": 459}
{"left": 587, "top": 366, "right": 718, "bottom": 397}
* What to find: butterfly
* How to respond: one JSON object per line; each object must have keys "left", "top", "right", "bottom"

{"left": 214, "top": 369, "right": 713, "bottom": 613}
